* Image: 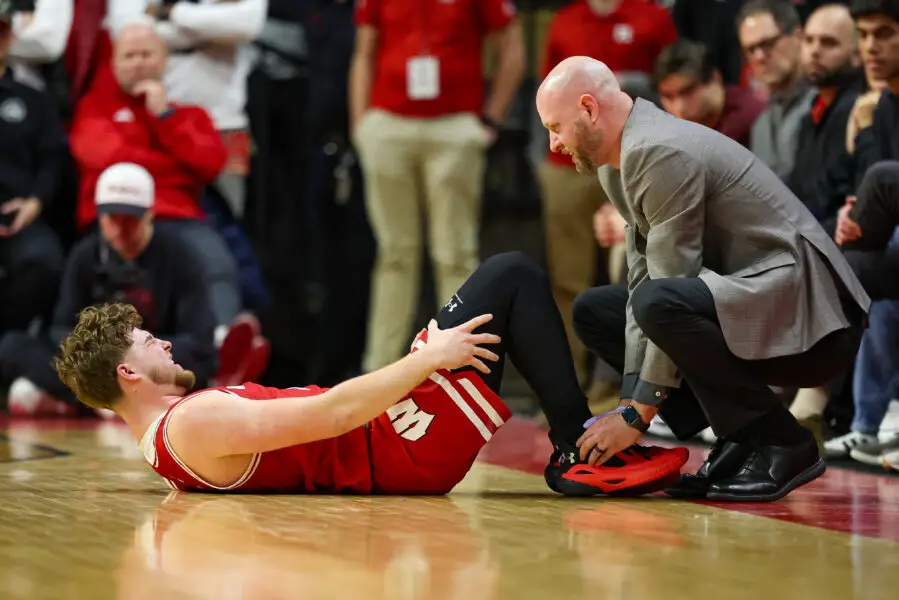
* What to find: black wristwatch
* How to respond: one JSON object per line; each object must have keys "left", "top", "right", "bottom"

{"left": 621, "top": 405, "right": 650, "bottom": 433}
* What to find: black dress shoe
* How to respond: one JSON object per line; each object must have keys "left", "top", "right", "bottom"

{"left": 664, "top": 438, "right": 752, "bottom": 499}
{"left": 706, "top": 435, "right": 825, "bottom": 502}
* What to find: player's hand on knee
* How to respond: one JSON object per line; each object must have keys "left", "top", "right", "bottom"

{"left": 424, "top": 315, "right": 501, "bottom": 374}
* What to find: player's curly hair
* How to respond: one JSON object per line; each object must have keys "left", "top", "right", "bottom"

{"left": 54, "top": 304, "right": 143, "bottom": 409}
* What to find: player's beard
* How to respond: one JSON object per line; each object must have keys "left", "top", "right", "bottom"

{"left": 150, "top": 364, "right": 197, "bottom": 394}
{"left": 570, "top": 118, "right": 602, "bottom": 175}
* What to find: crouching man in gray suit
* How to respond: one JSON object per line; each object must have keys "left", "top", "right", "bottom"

{"left": 536, "top": 56, "right": 870, "bottom": 502}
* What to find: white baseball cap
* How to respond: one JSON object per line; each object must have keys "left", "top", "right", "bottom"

{"left": 95, "top": 163, "right": 155, "bottom": 217}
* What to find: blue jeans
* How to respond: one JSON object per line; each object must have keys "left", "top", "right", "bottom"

{"left": 851, "top": 228, "right": 899, "bottom": 433}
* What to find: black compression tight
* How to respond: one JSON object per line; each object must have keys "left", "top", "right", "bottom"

{"left": 435, "top": 252, "right": 592, "bottom": 444}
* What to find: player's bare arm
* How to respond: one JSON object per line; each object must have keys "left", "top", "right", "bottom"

{"left": 165, "top": 315, "right": 501, "bottom": 477}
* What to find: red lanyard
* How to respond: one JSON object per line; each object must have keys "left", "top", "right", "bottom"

{"left": 417, "top": 0, "right": 431, "bottom": 54}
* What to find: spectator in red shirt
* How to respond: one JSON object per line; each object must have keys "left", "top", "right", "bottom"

{"left": 538, "top": 0, "right": 677, "bottom": 385}
{"left": 349, "top": 0, "right": 524, "bottom": 372}
{"left": 69, "top": 19, "right": 242, "bottom": 333}
{"left": 653, "top": 39, "right": 766, "bottom": 148}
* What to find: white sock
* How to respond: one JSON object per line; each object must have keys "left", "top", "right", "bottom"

{"left": 789, "top": 387, "right": 829, "bottom": 420}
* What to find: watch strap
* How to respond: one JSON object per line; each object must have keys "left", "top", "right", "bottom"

{"left": 621, "top": 405, "right": 650, "bottom": 433}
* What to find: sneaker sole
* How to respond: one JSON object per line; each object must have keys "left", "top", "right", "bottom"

{"left": 555, "top": 448, "right": 690, "bottom": 497}
{"left": 607, "top": 471, "right": 683, "bottom": 497}
{"left": 705, "top": 458, "right": 826, "bottom": 503}
{"left": 850, "top": 447, "right": 891, "bottom": 466}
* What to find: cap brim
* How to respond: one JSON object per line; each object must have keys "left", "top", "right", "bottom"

{"left": 96, "top": 203, "right": 148, "bottom": 217}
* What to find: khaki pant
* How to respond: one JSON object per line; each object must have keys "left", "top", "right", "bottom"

{"left": 355, "top": 110, "right": 490, "bottom": 371}
{"left": 538, "top": 161, "right": 609, "bottom": 383}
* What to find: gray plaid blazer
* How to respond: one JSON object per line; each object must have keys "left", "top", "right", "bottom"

{"left": 597, "top": 99, "right": 870, "bottom": 389}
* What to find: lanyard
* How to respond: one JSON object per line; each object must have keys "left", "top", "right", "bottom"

{"left": 417, "top": 0, "right": 431, "bottom": 54}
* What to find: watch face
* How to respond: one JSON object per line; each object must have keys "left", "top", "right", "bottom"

{"left": 623, "top": 407, "right": 647, "bottom": 431}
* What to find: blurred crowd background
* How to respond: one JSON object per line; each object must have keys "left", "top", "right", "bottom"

{"left": 2, "top": 0, "right": 899, "bottom": 471}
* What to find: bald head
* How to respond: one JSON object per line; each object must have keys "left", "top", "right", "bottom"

{"left": 538, "top": 56, "right": 622, "bottom": 107}
{"left": 536, "top": 57, "right": 633, "bottom": 172}
{"left": 807, "top": 3, "right": 854, "bottom": 34}
{"left": 113, "top": 21, "right": 168, "bottom": 94}
{"left": 801, "top": 3, "right": 858, "bottom": 87}
{"left": 115, "top": 20, "right": 166, "bottom": 54}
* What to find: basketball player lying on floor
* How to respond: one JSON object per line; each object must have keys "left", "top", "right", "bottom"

{"left": 54, "top": 252, "right": 688, "bottom": 496}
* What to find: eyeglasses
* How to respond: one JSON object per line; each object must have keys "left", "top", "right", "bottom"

{"left": 742, "top": 33, "right": 785, "bottom": 56}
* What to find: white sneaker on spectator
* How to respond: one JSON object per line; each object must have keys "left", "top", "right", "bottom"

{"left": 880, "top": 447, "right": 899, "bottom": 472}
{"left": 649, "top": 417, "right": 717, "bottom": 444}
{"left": 850, "top": 433, "right": 899, "bottom": 465}
{"left": 647, "top": 415, "right": 677, "bottom": 439}
{"left": 823, "top": 430, "right": 878, "bottom": 458}
{"left": 878, "top": 400, "right": 899, "bottom": 438}
{"left": 7, "top": 377, "right": 77, "bottom": 418}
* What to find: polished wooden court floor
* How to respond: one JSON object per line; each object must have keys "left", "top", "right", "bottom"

{"left": 3, "top": 416, "right": 899, "bottom": 600}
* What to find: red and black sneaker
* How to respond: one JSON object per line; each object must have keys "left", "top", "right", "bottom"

{"left": 545, "top": 442, "right": 690, "bottom": 497}
{"left": 215, "top": 314, "right": 261, "bottom": 386}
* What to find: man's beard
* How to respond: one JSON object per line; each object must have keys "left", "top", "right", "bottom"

{"left": 808, "top": 62, "right": 858, "bottom": 88}
{"left": 570, "top": 119, "right": 603, "bottom": 175}
{"left": 150, "top": 365, "right": 197, "bottom": 393}
{"left": 572, "top": 154, "right": 598, "bottom": 175}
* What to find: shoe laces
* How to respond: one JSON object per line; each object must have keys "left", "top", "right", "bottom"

{"left": 735, "top": 442, "right": 771, "bottom": 475}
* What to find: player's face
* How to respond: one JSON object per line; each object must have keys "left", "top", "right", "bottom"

{"left": 657, "top": 73, "right": 716, "bottom": 123}
{"left": 121, "top": 328, "right": 196, "bottom": 394}
{"left": 739, "top": 13, "right": 801, "bottom": 89}
{"left": 856, "top": 15, "right": 899, "bottom": 82}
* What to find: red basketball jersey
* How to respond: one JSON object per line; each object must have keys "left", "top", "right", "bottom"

{"left": 139, "top": 331, "right": 513, "bottom": 494}
{"left": 139, "top": 382, "right": 373, "bottom": 493}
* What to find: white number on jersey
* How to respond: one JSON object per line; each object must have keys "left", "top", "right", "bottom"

{"left": 386, "top": 398, "right": 435, "bottom": 441}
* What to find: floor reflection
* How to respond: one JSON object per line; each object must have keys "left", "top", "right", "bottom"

{"left": 1, "top": 418, "right": 898, "bottom": 600}
{"left": 112, "top": 484, "right": 899, "bottom": 600}
{"left": 117, "top": 493, "right": 500, "bottom": 600}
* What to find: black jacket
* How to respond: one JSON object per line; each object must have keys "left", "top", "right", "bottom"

{"left": 788, "top": 82, "right": 861, "bottom": 231}
{"left": 854, "top": 89, "right": 899, "bottom": 186}
{"left": 0, "top": 71, "right": 66, "bottom": 208}
{"left": 51, "top": 228, "right": 218, "bottom": 386}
